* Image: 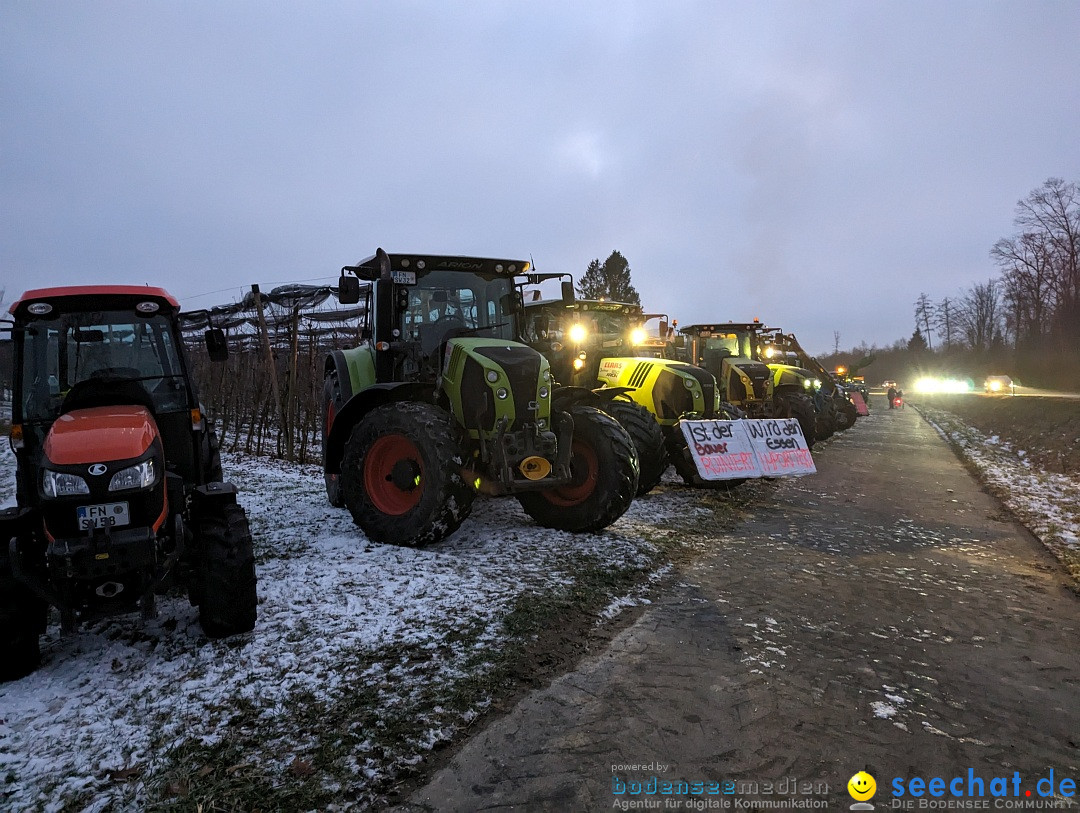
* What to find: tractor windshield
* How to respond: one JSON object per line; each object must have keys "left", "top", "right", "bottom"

{"left": 19, "top": 310, "right": 190, "bottom": 421}
{"left": 702, "top": 331, "right": 750, "bottom": 359}
{"left": 400, "top": 270, "right": 517, "bottom": 354}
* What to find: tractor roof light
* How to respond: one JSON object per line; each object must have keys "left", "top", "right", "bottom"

{"left": 136, "top": 301, "right": 160, "bottom": 314}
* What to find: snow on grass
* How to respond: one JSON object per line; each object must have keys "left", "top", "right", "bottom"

{"left": 917, "top": 405, "right": 1080, "bottom": 579}
{"left": 0, "top": 446, "right": 663, "bottom": 810}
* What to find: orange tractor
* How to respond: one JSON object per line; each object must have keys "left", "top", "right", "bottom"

{"left": 1, "top": 286, "right": 256, "bottom": 681}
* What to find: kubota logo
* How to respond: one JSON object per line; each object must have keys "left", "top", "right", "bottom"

{"left": 88, "top": 464, "right": 108, "bottom": 476}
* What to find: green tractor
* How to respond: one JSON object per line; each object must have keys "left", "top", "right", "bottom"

{"left": 521, "top": 287, "right": 737, "bottom": 491}
{"left": 679, "top": 322, "right": 819, "bottom": 447}
{"left": 320, "top": 250, "right": 639, "bottom": 546}
{"left": 756, "top": 329, "right": 859, "bottom": 434}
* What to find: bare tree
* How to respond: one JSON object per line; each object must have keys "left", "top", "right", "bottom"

{"left": 955, "top": 279, "right": 1002, "bottom": 352}
{"left": 914, "top": 292, "right": 934, "bottom": 350}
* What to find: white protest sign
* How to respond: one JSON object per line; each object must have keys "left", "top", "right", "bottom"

{"left": 680, "top": 419, "right": 816, "bottom": 480}
{"left": 679, "top": 420, "right": 763, "bottom": 480}
{"left": 741, "top": 418, "right": 816, "bottom": 476}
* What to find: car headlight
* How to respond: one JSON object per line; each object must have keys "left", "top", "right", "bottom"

{"left": 108, "top": 459, "right": 157, "bottom": 492}
{"left": 568, "top": 323, "right": 587, "bottom": 343}
{"left": 43, "top": 470, "right": 90, "bottom": 498}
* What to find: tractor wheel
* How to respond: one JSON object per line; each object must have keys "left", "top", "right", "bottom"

{"left": 194, "top": 502, "right": 257, "bottom": 638}
{"left": 775, "top": 393, "right": 817, "bottom": 448}
{"left": 665, "top": 427, "right": 744, "bottom": 490}
{"left": 0, "top": 542, "right": 44, "bottom": 682}
{"left": 601, "top": 398, "right": 668, "bottom": 496}
{"left": 340, "top": 402, "right": 475, "bottom": 546}
{"left": 518, "top": 406, "right": 637, "bottom": 532}
{"left": 322, "top": 373, "right": 345, "bottom": 508}
{"left": 835, "top": 401, "right": 858, "bottom": 431}
{"left": 815, "top": 404, "right": 836, "bottom": 441}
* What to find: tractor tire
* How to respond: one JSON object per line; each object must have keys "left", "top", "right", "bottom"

{"left": 517, "top": 406, "right": 637, "bottom": 532}
{"left": 835, "top": 401, "right": 858, "bottom": 431}
{"left": 665, "top": 426, "right": 744, "bottom": 490}
{"left": 340, "top": 402, "right": 475, "bottom": 546}
{"left": 775, "top": 393, "right": 817, "bottom": 449}
{"left": 322, "top": 373, "right": 346, "bottom": 508}
{"left": 815, "top": 403, "right": 836, "bottom": 442}
{"left": 0, "top": 542, "right": 44, "bottom": 682}
{"left": 195, "top": 502, "right": 257, "bottom": 638}
{"left": 601, "top": 398, "right": 668, "bottom": 496}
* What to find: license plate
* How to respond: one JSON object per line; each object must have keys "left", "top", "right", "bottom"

{"left": 391, "top": 270, "right": 416, "bottom": 285}
{"left": 77, "top": 502, "right": 130, "bottom": 530}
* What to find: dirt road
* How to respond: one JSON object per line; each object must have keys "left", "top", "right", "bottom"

{"left": 396, "top": 401, "right": 1080, "bottom": 811}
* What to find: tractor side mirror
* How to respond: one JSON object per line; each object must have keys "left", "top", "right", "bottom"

{"left": 338, "top": 273, "right": 361, "bottom": 305}
{"left": 561, "top": 280, "right": 575, "bottom": 303}
{"left": 204, "top": 328, "right": 229, "bottom": 362}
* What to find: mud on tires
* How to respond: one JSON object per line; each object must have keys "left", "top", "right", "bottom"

{"left": 195, "top": 502, "right": 257, "bottom": 638}
{"left": 518, "top": 405, "right": 638, "bottom": 532}
{"left": 340, "top": 402, "right": 475, "bottom": 546}
{"left": 602, "top": 398, "right": 668, "bottom": 496}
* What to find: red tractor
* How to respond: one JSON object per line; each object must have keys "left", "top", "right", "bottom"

{"left": 1, "top": 286, "right": 256, "bottom": 681}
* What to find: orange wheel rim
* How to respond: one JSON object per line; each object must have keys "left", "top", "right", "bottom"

{"left": 364, "top": 435, "right": 423, "bottom": 515}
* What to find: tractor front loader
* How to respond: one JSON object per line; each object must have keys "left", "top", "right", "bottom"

{"left": 321, "top": 251, "right": 639, "bottom": 546}
{"left": 1, "top": 286, "right": 256, "bottom": 681}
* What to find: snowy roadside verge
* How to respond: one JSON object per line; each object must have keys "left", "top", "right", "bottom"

{"left": 915, "top": 404, "right": 1080, "bottom": 583}
{"left": 0, "top": 443, "right": 722, "bottom": 812}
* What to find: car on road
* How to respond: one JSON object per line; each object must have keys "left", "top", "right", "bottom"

{"left": 882, "top": 379, "right": 898, "bottom": 390}
{"left": 984, "top": 375, "right": 1014, "bottom": 393}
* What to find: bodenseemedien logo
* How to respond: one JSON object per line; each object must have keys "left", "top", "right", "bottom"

{"left": 848, "top": 771, "right": 877, "bottom": 810}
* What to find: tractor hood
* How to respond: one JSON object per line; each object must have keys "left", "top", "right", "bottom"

{"left": 43, "top": 406, "right": 158, "bottom": 466}
{"left": 441, "top": 338, "right": 552, "bottom": 432}
{"left": 766, "top": 362, "right": 812, "bottom": 388}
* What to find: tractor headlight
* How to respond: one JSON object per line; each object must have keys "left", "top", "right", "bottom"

{"left": 683, "top": 377, "right": 695, "bottom": 389}
{"left": 496, "top": 387, "right": 509, "bottom": 400}
{"left": 572, "top": 358, "right": 586, "bottom": 371}
{"left": 802, "top": 378, "right": 813, "bottom": 388}
{"left": 42, "top": 470, "right": 90, "bottom": 498}
{"left": 813, "top": 378, "right": 822, "bottom": 389}
{"left": 538, "top": 386, "right": 549, "bottom": 398}
{"left": 485, "top": 369, "right": 499, "bottom": 383}
{"left": 630, "top": 328, "right": 647, "bottom": 346}
{"left": 568, "top": 323, "right": 587, "bottom": 343}
{"left": 109, "top": 459, "right": 157, "bottom": 492}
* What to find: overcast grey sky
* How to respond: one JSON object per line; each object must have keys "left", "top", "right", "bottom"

{"left": 3, "top": 1, "right": 1078, "bottom": 354}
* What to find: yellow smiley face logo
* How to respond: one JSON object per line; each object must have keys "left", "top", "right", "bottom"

{"left": 848, "top": 771, "right": 876, "bottom": 801}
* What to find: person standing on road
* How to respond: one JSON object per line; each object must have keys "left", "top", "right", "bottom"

{"left": 887, "top": 385, "right": 897, "bottom": 408}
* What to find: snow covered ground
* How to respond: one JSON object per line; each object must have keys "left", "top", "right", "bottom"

{"left": 917, "top": 404, "right": 1080, "bottom": 577}
{"left": 0, "top": 445, "right": 685, "bottom": 811}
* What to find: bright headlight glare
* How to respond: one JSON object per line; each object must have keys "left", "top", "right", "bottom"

{"left": 568, "top": 323, "right": 587, "bottom": 343}
{"left": 813, "top": 378, "right": 822, "bottom": 389}
{"left": 630, "top": 328, "right": 647, "bottom": 345}
{"left": 109, "top": 459, "right": 156, "bottom": 492}
{"left": 572, "top": 358, "right": 585, "bottom": 371}
{"left": 802, "top": 378, "right": 812, "bottom": 388}
{"left": 43, "top": 470, "right": 90, "bottom": 498}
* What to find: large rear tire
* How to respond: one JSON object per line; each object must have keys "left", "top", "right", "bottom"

{"left": 775, "top": 392, "right": 817, "bottom": 448}
{"left": 195, "top": 503, "right": 257, "bottom": 638}
{"left": 665, "top": 426, "right": 744, "bottom": 490}
{"left": 601, "top": 399, "right": 668, "bottom": 496}
{"left": 322, "top": 373, "right": 346, "bottom": 508}
{"left": 517, "top": 406, "right": 637, "bottom": 532}
{"left": 340, "top": 402, "right": 475, "bottom": 546}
